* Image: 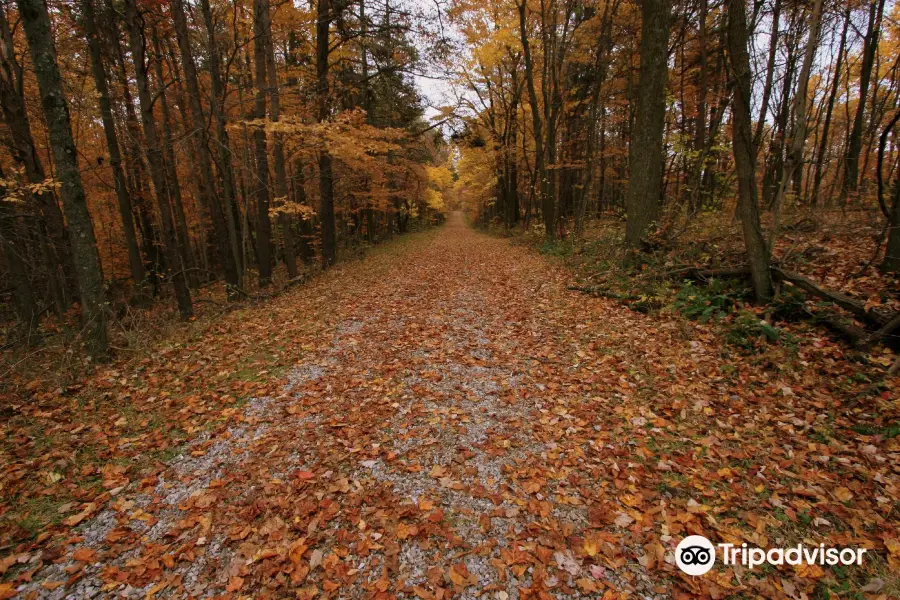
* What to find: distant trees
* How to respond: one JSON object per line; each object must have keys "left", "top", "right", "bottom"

{"left": 451, "top": 0, "right": 898, "bottom": 301}
{"left": 124, "top": 0, "right": 193, "bottom": 319}
{"left": 6, "top": 0, "right": 900, "bottom": 352}
{"left": 0, "top": 0, "right": 444, "bottom": 354}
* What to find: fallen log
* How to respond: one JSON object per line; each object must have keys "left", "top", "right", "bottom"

{"left": 771, "top": 267, "right": 891, "bottom": 328}
{"left": 571, "top": 266, "right": 900, "bottom": 350}
{"left": 806, "top": 308, "right": 868, "bottom": 347}
{"left": 858, "top": 311, "right": 900, "bottom": 350}
{"left": 674, "top": 266, "right": 751, "bottom": 281}
{"left": 567, "top": 286, "right": 640, "bottom": 301}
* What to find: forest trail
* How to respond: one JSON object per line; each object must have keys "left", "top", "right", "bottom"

{"left": 18, "top": 214, "right": 891, "bottom": 599}
{"left": 24, "top": 212, "right": 673, "bottom": 598}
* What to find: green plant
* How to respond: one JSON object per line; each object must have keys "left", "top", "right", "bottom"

{"left": 771, "top": 285, "right": 808, "bottom": 320}
{"left": 673, "top": 279, "right": 736, "bottom": 322}
{"left": 539, "top": 238, "right": 574, "bottom": 258}
{"left": 726, "top": 310, "right": 784, "bottom": 351}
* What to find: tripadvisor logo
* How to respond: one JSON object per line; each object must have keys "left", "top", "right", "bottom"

{"left": 675, "top": 535, "right": 868, "bottom": 576}
{"left": 676, "top": 535, "right": 716, "bottom": 575}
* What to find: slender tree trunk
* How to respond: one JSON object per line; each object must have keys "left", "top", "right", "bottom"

{"left": 625, "top": 0, "right": 668, "bottom": 248}
{"left": 293, "top": 160, "right": 316, "bottom": 263}
{"left": 752, "top": 0, "right": 781, "bottom": 155}
{"left": 18, "top": 0, "right": 109, "bottom": 355}
{"left": 770, "top": 0, "right": 823, "bottom": 249}
{"left": 124, "top": 0, "right": 192, "bottom": 319}
{"left": 762, "top": 11, "right": 797, "bottom": 208}
{"left": 199, "top": 0, "right": 244, "bottom": 289}
{"left": 359, "top": 0, "right": 371, "bottom": 117}
{"left": 252, "top": 0, "right": 273, "bottom": 284}
{"left": 152, "top": 29, "right": 194, "bottom": 287}
{"left": 727, "top": 0, "right": 773, "bottom": 302}
{"left": 882, "top": 168, "right": 900, "bottom": 272}
{"left": 517, "top": 0, "right": 550, "bottom": 239}
{"left": 171, "top": 0, "right": 241, "bottom": 298}
{"left": 843, "top": 0, "right": 886, "bottom": 202}
{"left": 687, "top": 0, "right": 709, "bottom": 210}
{"left": 262, "top": 0, "right": 297, "bottom": 278}
{"left": 0, "top": 172, "right": 39, "bottom": 339}
{"left": 507, "top": 93, "right": 520, "bottom": 227}
{"left": 812, "top": 5, "right": 849, "bottom": 206}
{"left": 317, "top": 0, "right": 337, "bottom": 267}
{"left": 0, "top": 2, "right": 70, "bottom": 315}
{"left": 82, "top": 0, "right": 145, "bottom": 294}
{"left": 103, "top": 0, "right": 161, "bottom": 287}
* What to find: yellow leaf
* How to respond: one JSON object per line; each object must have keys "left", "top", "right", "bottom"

{"left": 834, "top": 487, "right": 853, "bottom": 502}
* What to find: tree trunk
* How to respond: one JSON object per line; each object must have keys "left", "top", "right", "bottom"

{"left": 262, "top": 0, "right": 297, "bottom": 278}
{"left": 0, "top": 2, "right": 70, "bottom": 315}
{"left": 625, "top": 0, "right": 668, "bottom": 248}
{"left": 727, "top": 0, "right": 773, "bottom": 302}
{"left": 199, "top": 0, "right": 244, "bottom": 291}
{"left": 103, "top": 0, "right": 162, "bottom": 288}
{"left": 171, "top": 0, "right": 239, "bottom": 297}
{"left": 252, "top": 0, "right": 273, "bottom": 285}
{"left": 770, "top": 0, "right": 823, "bottom": 249}
{"left": 752, "top": 0, "right": 780, "bottom": 155}
{"left": 882, "top": 171, "right": 900, "bottom": 272}
{"left": 124, "top": 0, "right": 192, "bottom": 319}
{"left": 81, "top": 0, "right": 145, "bottom": 294}
{"left": 0, "top": 173, "right": 39, "bottom": 339}
{"left": 152, "top": 29, "right": 194, "bottom": 286}
{"left": 517, "top": 0, "right": 550, "bottom": 239}
{"left": 812, "top": 5, "right": 849, "bottom": 206}
{"left": 293, "top": 160, "right": 316, "bottom": 263}
{"left": 317, "top": 0, "right": 337, "bottom": 267}
{"left": 843, "top": 0, "right": 886, "bottom": 202}
{"left": 18, "top": 0, "right": 109, "bottom": 355}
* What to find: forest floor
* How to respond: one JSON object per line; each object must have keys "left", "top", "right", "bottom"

{"left": 2, "top": 212, "right": 900, "bottom": 599}
{"left": 549, "top": 206, "right": 900, "bottom": 316}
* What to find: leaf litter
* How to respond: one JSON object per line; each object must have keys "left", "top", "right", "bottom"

{"left": 3, "top": 213, "right": 900, "bottom": 599}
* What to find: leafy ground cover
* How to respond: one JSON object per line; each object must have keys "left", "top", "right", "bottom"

{"left": 1, "top": 214, "right": 899, "bottom": 599}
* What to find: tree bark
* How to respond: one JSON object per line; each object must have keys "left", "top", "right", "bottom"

{"left": 82, "top": 0, "right": 145, "bottom": 293}
{"left": 317, "top": 0, "right": 336, "bottom": 267}
{"left": 727, "top": 0, "right": 773, "bottom": 302}
{"left": 262, "top": 0, "right": 297, "bottom": 278}
{"left": 811, "top": 5, "right": 849, "bottom": 206}
{"left": 625, "top": 0, "right": 668, "bottom": 248}
{"left": 152, "top": 29, "right": 194, "bottom": 286}
{"left": 199, "top": 0, "right": 244, "bottom": 288}
{"left": 124, "top": 0, "right": 193, "bottom": 319}
{"left": 517, "top": 0, "right": 550, "bottom": 239}
{"left": 0, "top": 1, "right": 70, "bottom": 315}
{"left": 252, "top": 0, "right": 273, "bottom": 284}
{"left": 18, "top": 0, "right": 109, "bottom": 355}
{"left": 842, "top": 0, "right": 886, "bottom": 202}
{"left": 171, "top": 0, "right": 241, "bottom": 298}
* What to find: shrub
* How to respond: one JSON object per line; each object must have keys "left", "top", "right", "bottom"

{"left": 673, "top": 279, "right": 736, "bottom": 322}
{"left": 726, "top": 310, "right": 785, "bottom": 351}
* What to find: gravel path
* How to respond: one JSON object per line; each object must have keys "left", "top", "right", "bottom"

{"left": 20, "top": 213, "right": 688, "bottom": 599}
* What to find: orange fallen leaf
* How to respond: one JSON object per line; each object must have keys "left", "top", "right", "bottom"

{"left": 226, "top": 576, "right": 244, "bottom": 592}
{"left": 72, "top": 547, "right": 97, "bottom": 562}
